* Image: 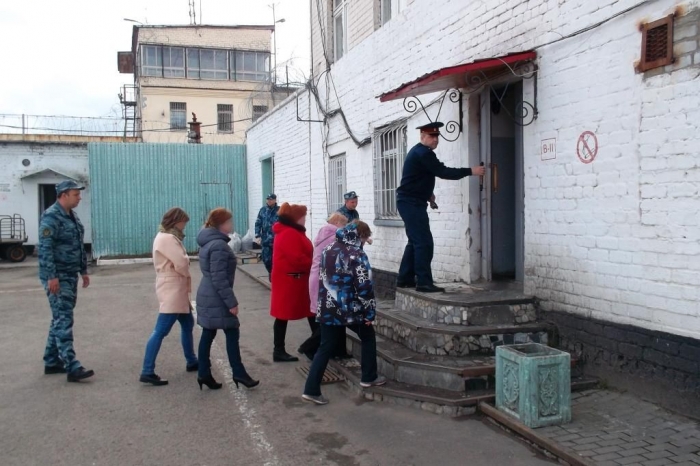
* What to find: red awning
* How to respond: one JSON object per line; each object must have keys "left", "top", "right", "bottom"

{"left": 378, "top": 51, "right": 537, "bottom": 102}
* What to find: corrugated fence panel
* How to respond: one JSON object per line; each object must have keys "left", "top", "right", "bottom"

{"left": 88, "top": 143, "right": 248, "bottom": 258}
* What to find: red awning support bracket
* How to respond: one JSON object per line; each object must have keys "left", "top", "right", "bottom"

{"left": 403, "top": 89, "right": 463, "bottom": 142}
{"left": 380, "top": 51, "right": 539, "bottom": 128}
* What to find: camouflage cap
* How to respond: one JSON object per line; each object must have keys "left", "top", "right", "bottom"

{"left": 56, "top": 180, "right": 85, "bottom": 195}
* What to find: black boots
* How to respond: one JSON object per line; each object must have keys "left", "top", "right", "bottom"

{"left": 197, "top": 375, "right": 223, "bottom": 390}
{"left": 233, "top": 375, "right": 260, "bottom": 389}
{"left": 273, "top": 319, "right": 299, "bottom": 362}
{"left": 140, "top": 374, "right": 169, "bottom": 386}
{"left": 67, "top": 367, "right": 95, "bottom": 382}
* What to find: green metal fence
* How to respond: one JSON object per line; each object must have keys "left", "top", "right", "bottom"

{"left": 88, "top": 143, "right": 248, "bottom": 258}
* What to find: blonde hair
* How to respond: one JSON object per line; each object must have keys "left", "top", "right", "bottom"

{"left": 327, "top": 213, "right": 349, "bottom": 227}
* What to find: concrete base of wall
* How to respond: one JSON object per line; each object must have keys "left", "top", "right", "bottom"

{"left": 543, "top": 310, "right": 700, "bottom": 420}
{"left": 373, "top": 268, "right": 398, "bottom": 300}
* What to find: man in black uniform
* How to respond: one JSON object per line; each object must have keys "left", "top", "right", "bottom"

{"left": 396, "top": 122, "right": 486, "bottom": 293}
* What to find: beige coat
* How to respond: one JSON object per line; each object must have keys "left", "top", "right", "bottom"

{"left": 153, "top": 232, "right": 191, "bottom": 313}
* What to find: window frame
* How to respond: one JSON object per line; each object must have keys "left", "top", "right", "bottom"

{"left": 169, "top": 102, "right": 187, "bottom": 131}
{"left": 333, "top": 0, "right": 347, "bottom": 62}
{"left": 373, "top": 122, "right": 407, "bottom": 220}
{"left": 217, "top": 104, "right": 234, "bottom": 133}
{"left": 199, "top": 48, "right": 229, "bottom": 80}
{"left": 163, "top": 46, "right": 185, "bottom": 78}
{"left": 328, "top": 153, "right": 347, "bottom": 216}
{"left": 233, "top": 50, "right": 271, "bottom": 82}
{"left": 141, "top": 45, "right": 162, "bottom": 77}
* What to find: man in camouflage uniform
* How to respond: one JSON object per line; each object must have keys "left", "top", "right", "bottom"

{"left": 39, "top": 180, "right": 94, "bottom": 382}
{"left": 255, "top": 193, "right": 279, "bottom": 280}
{"left": 336, "top": 191, "right": 360, "bottom": 223}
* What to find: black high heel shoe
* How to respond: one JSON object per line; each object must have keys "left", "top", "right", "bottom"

{"left": 233, "top": 375, "right": 260, "bottom": 389}
{"left": 197, "top": 375, "right": 223, "bottom": 390}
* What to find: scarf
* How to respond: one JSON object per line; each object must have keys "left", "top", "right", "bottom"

{"left": 159, "top": 225, "right": 185, "bottom": 241}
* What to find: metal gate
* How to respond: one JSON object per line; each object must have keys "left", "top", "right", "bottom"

{"left": 88, "top": 143, "right": 248, "bottom": 258}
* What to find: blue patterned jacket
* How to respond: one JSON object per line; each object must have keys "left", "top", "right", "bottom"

{"left": 38, "top": 202, "right": 88, "bottom": 281}
{"left": 254, "top": 204, "right": 279, "bottom": 248}
{"left": 316, "top": 224, "right": 376, "bottom": 326}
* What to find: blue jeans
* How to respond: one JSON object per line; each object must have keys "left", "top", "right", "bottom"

{"left": 397, "top": 199, "right": 434, "bottom": 286}
{"left": 141, "top": 313, "right": 197, "bottom": 376}
{"left": 304, "top": 324, "right": 378, "bottom": 397}
{"left": 198, "top": 327, "right": 249, "bottom": 380}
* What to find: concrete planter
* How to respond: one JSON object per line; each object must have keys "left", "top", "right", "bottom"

{"left": 495, "top": 343, "right": 571, "bottom": 428}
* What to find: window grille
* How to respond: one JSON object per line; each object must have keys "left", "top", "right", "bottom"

{"left": 373, "top": 122, "right": 407, "bottom": 219}
{"left": 253, "top": 105, "right": 269, "bottom": 122}
{"left": 170, "top": 102, "right": 187, "bottom": 130}
{"left": 639, "top": 15, "right": 674, "bottom": 72}
{"left": 328, "top": 154, "right": 346, "bottom": 215}
{"left": 217, "top": 104, "right": 233, "bottom": 133}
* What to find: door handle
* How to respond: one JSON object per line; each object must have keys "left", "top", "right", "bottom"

{"left": 492, "top": 163, "right": 498, "bottom": 193}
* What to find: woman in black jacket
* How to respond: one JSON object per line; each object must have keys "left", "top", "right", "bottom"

{"left": 195, "top": 208, "right": 259, "bottom": 390}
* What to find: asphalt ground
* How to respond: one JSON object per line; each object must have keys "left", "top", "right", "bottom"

{"left": 0, "top": 263, "right": 553, "bottom": 466}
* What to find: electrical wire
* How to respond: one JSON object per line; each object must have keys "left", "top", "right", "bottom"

{"left": 0, "top": 117, "right": 254, "bottom": 134}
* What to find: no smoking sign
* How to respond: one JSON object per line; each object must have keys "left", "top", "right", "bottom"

{"left": 576, "top": 131, "right": 598, "bottom": 164}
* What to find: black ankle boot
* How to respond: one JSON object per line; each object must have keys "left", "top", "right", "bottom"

{"left": 273, "top": 350, "right": 299, "bottom": 362}
{"left": 197, "top": 375, "right": 223, "bottom": 390}
{"left": 233, "top": 375, "right": 260, "bottom": 389}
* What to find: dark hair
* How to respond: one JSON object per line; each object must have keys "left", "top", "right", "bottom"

{"left": 204, "top": 208, "right": 233, "bottom": 229}
{"left": 161, "top": 207, "right": 190, "bottom": 230}
{"left": 355, "top": 220, "right": 372, "bottom": 239}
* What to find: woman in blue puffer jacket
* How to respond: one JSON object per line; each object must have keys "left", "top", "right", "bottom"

{"left": 195, "top": 208, "right": 259, "bottom": 390}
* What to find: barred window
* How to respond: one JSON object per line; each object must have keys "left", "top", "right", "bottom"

{"left": 217, "top": 104, "right": 233, "bottom": 133}
{"left": 170, "top": 102, "right": 187, "bottom": 130}
{"left": 253, "top": 105, "right": 268, "bottom": 122}
{"left": 373, "top": 122, "right": 407, "bottom": 219}
{"left": 328, "top": 154, "right": 346, "bottom": 215}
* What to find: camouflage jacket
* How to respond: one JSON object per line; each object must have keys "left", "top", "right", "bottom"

{"left": 254, "top": 204, "right": 279, "bottom": 248}
{"left": 316, "top": 224, "right": 376, "bottom": 326}
{"left": 38, "top": 202, "right": 87, "bottom": 280}
{"left": 336, "top": 205, "right": 359, "bottom": 223}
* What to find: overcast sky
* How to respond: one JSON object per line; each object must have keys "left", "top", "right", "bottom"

{"left": 0, "top": 0, "right": 310, "bottom": 119}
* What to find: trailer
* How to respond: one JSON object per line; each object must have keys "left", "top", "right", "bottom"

{"left": 0, "top": 214, "right": 29, "bottom": 262}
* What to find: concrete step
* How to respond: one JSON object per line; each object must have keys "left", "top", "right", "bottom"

{"left": 396, "top": 285, "right": 536, "bottom": 327}
{"left": 329, "top": 357, "right": 598, "bottom": 418}
{"left": 347, "top": 333, "right": 581, "bottom": 393}
{"left": 375, "top": 306, "right": 551, "bottom": 356}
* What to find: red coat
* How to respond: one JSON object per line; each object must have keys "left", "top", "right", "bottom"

{"left": 270, "top": 220, "right": 314, "bottom": 320}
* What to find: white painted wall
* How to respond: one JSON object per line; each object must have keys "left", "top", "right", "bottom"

{"left": 0, "top": 142, "right": 91, "bottom": 246}
{"left": 249, "top": 0, "right": 700, "bottom": 339}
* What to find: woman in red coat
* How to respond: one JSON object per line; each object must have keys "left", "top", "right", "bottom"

{"left": 270, "top": 203, "right": 317, "bottom": 362}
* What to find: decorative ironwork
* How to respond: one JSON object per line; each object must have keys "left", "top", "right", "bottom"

{"left": 538, "top": 366, "right": 560, "bottom": 417}
{"left": 402, "top": 89, "right": 463, "bottom": 142}
{"left": 400, "top": 59, "right": 539, "bottom": 131}
{"left": 502, "top": 361, "right": 520, "bottom": 412}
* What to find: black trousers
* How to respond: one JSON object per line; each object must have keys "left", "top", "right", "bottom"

{"left": 397, "top": 199, "right": 434, "bottom": 286}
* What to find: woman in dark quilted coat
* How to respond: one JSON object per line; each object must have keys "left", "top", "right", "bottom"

{"left": 302, "top": 221, "right": 385, "bottom": 405}
{"left": 195, "top": 208, "right": 259, "bottom": 390}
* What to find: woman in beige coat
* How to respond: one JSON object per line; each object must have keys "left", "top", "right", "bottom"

{"left": 139, "top": 207, "right": 198, "bottom": 386}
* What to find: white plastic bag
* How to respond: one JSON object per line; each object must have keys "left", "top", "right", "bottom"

{"left": 241, "top": 229, "right": 254, "bottom": 251}
{"left": 229, "top": 233, "right": 242, "bottom": 253}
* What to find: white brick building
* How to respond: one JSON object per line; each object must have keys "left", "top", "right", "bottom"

{"left": 246, "top": 0, "right": 700, "bottom": 342}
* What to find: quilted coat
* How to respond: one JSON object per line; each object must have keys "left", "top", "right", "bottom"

{"left": 195, "top": 227, "right": 240, "bottom": 329}
{"left": 317, "top": 224, "right": 376, "bottom": 326}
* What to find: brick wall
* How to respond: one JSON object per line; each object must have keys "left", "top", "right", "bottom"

{"left": 251, "top": 0, "right": 700, "bottom": 341}
{"left": 136, "top": 26, "right": 271, "bottom": 51}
